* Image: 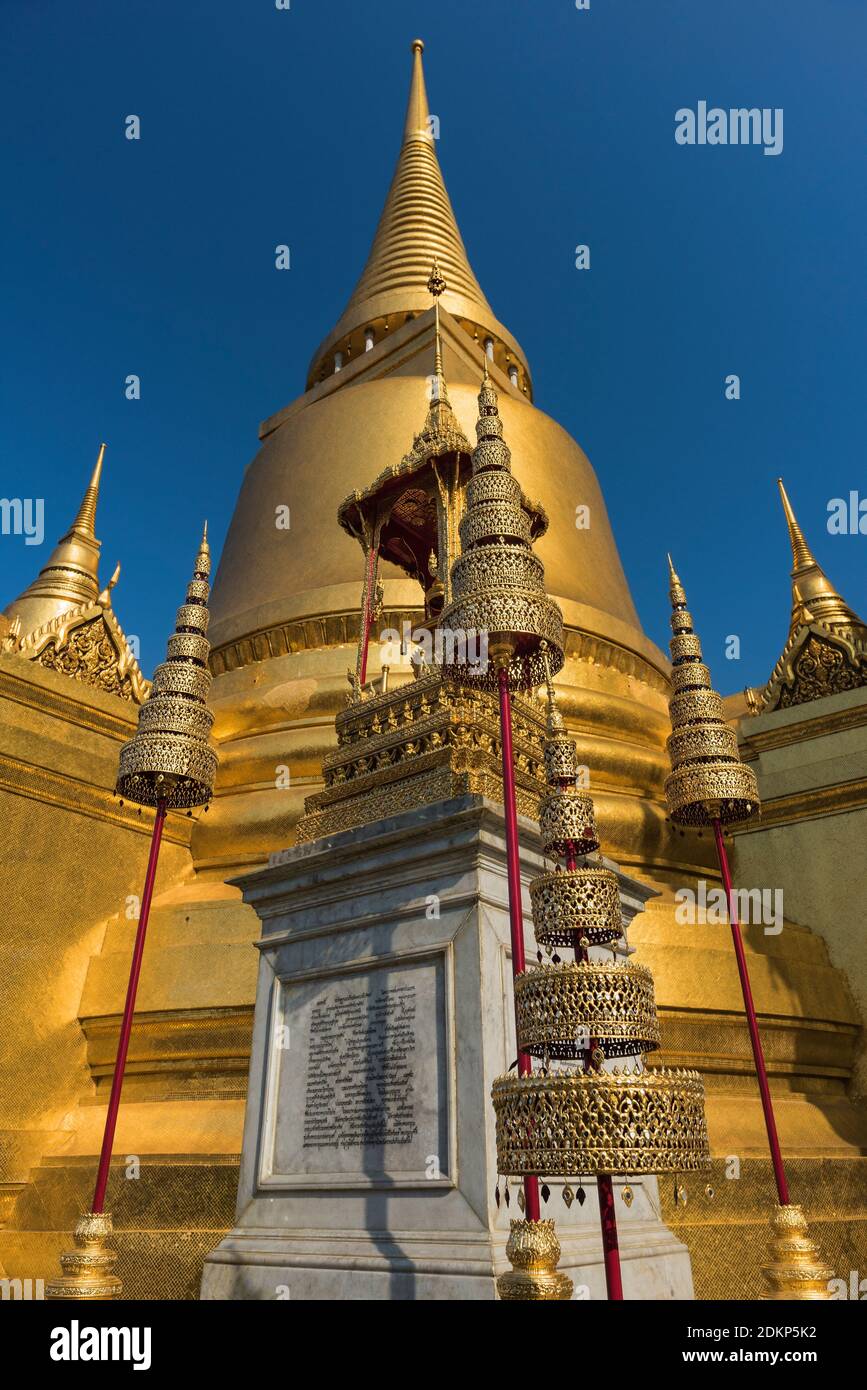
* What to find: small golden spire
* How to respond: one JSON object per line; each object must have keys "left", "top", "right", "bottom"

{"left": 539, "top": 640, "right": 565, "bottom": 734}
{"left": 2, "top": 443, "right": 106, "bottom": 635}
{"left": 196, "top": 520, "right": 211, "bottom": 575}
{"left": 774, "top": 478, "right": 864, "bottom": 637}
{"left": 428, "top": 262, "right": 446, "bottom": 388}
{"left": 777, "top": 478, "right": 815, "bottom": 572}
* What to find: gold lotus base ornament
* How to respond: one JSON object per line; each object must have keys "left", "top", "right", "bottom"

{"left": 44, "top": 1211, "right": 122, "bottom": 1301}
{"left": 760, "top": 1205, "right": 834, "bottom": 1301}
{"left": 497, "top": 1219, "right": 574, "bottom": 1301}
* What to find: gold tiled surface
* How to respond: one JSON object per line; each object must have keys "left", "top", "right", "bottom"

{"left": 1, "top": 1158, "right": 239, "bottom": 1301}
{"left": 660, "top": 1156, "right": 867, "bottom": 1300}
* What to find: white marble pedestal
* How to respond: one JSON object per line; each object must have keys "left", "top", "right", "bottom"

{"left": 200, "top": 795, "right": 696, "bottom": 1300}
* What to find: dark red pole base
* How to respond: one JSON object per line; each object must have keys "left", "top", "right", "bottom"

{"left": 597, "top": 1174, "right": 624, "bottom": 1300}
{"left": 712, "top": 818, "right": 789, "bottom": 1206}
{"left": 92, "top": 799, "right": 167, "bottom": 1213}
{"left": 497, "top": 667, "right": 541, "bottom": 1223}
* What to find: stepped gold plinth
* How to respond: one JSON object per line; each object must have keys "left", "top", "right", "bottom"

{"left": 497, "top": 1220, "right": 574, "bottom": 1302}
{"left": 45, "top": 1211, "right": 122, "bottom": 1301}
{"left": 761, "top": 1205, "right": 834, "bottom": 1301}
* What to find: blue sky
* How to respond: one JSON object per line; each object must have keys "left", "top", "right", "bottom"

{"left": 1, "top": 0, "right": 864, "bottom": 689}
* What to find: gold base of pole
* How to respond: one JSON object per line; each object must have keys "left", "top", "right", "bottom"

{"left": 496, "top": 1218, "right": 574, "bottom": 1301}
{"left": 761, "top": 1204, "right": 833, "bottom": 1300}
{"left": 45, "top": 1212, "right": 122, "bottom": 1301}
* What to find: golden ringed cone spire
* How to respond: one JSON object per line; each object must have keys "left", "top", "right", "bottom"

{"left": 663, "top": 557, "right": 759, "bottom": 826}
{"left": 3, "top": 443, "right": 106, "bottom": 634}
{"left": 306, "top": 40, "right": 531, "bottom": 391}
{"left": 777, "top": 477, "right": 815, "bottom": 572}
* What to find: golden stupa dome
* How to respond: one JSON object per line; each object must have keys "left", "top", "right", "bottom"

{"left": 208, "top": 40, "right": 664, "bottom": 688}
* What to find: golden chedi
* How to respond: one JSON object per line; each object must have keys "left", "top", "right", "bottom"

{"left": 1, "top": 38, "right": 864, "bottom": 1303}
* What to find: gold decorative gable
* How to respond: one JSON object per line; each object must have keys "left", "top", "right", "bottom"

{"left": 2, "top": 595, "right": 148, "bottom": 705}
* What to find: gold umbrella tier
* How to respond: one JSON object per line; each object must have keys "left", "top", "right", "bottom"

{"left": 665, "top": 759, "right": 759, "bottom": 826}
{"left": 514, "top": 961, "right": 660, "bottom": 1060}
{"left": 492, "top": 1068, "right": 710, "bottom": 1176}
{"left": 529, "top": 866, "right": 623, "bottom": 948}
{"left": 539, "top": 787, "right": 600, "bottom": 857}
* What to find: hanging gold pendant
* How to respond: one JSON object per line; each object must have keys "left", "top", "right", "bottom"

{"left": 621, "top": 1184, "right": 634, "bottom": 1208}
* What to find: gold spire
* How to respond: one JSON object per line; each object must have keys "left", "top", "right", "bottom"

{"left": 745, "top": 482, "right": 867, "bottom": 713}
{"left": 306, "top": 40, "right": 530, "bottom": 390}
{"left": 775, "top": 477, "right": 864, "bottom": 635}
{"left": 3, "top": 443, "right": 106, "bottom": 635}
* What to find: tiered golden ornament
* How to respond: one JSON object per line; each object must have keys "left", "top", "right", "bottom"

{"left": 439, "top": 362, "right": 563, "bottom": 688}
{"left": 116, "top": 524, "right": 218, "bottom": 810}
{"left": 493, "top": 662, "right": 710, "bottom": 1183}
{"left": 46, "top": 527, "right": 218, "bottom": 1301}
{"left": 662, "top": 556, "right": 833, "bottom": 1301}
{"left": 664, "top": 555, "right": 759, "bottom": 827}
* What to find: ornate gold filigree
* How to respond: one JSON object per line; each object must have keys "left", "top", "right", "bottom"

{"left": 440, "top": 369, "right": 564, "bottom": 691}
{"left": 529, "top": 867, "right": 623, "bottom": 948}
{"left": 497, "top": 1219, "right": 573, "bottom": 1301}
{"left": 492, "top": 1068, "right": 711, "bottom": 1176}
{"left": 514, "top": 961, "right": 660, "bottom": 1059}
{"left": 663, "top": 559, "right": 760, "bottom": 826}
{"left": 539, "top": 788, "right": 599, "bottom": 857}
{"left": 116, "top": 526, "right": 217, "bottom": 810}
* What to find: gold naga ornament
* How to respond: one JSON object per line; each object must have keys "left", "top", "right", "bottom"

{"left": 491, "top": 655, "right": 710, "bottom": 1300}
{"left": 663, "top": 556, "right": 833, "bottom": 1300}
{"left": 46, "top": 525, "right": 217, "bottom": 1300}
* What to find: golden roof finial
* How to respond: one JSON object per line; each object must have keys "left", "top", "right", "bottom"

{"left": 774, "top": 478, "right": 864, "bottom": 636}
{"left": 745, "top": 480, "right": 867, "bottom": 713}
{"left": 98, "top": 561, "right": 121, "bottom": 606}
{"left": 196, "top": 519, "right": 211, "bottom": 576}
{"left": 3, "top": 443, "right": 106, "bottom": 635}
{"left": 428, "top": 261, "right": 447, "bottom": 389}
{"left": 667, "top": 552, "right": 687, "bottom": 607}
{"left": 777, "top": 478, "right": 815, "bottom": 572}
{"left": 539, "top": 640, "right": 565, "bottom": 735}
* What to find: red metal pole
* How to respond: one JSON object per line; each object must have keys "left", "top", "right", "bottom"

{"left": 712, "top": 817, "right": 789, "bottom": 1206}
{"left": 597, "top": 1174, "right": 624, "bottom": 1299}
{"left": 358, "top": 542, "right": 377, "bottom": 686}
{"left": 497, "top": 666, "right": 541, "bottom": 1223}
{"left": 91, "top": 799, "right": 167, "bottom": 1213}
{"left": 566, "top": 843, "right": 625, "bottom": 1299}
